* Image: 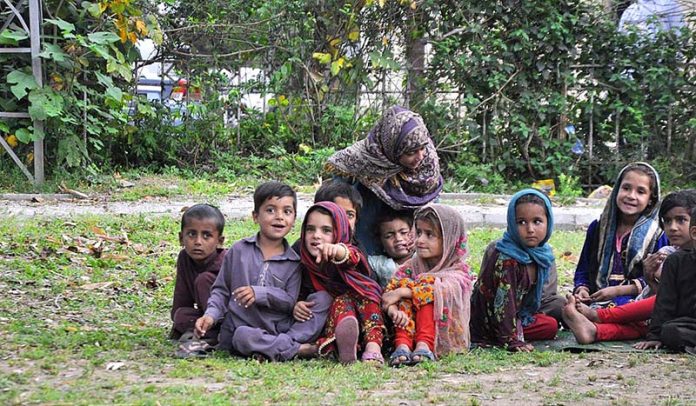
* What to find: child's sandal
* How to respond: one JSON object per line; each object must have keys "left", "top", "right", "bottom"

{"left": 360, "top": 351, "right": 384, "bottom": 365}
{"left": 175, "top": 339, "right": 213, "bottom": 359}
{"left": 388, "top": 347, "right": 412, "bottom": 367}
{"left": 411, "top": 348, "right": 436, "bottom": 364}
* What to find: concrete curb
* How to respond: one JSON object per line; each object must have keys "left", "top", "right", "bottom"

{"left": 0, "top": 192, "right": 604, "bottom": 228}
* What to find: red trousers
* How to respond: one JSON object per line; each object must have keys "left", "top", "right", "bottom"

{"left": 523, "top": 313, "right": 559, "bottom": 340}
{"left": 394, "top": 303, "right": 436, "bottom": 351}
{"left": 594, "top": 296, "right": 654, "bottom": 341}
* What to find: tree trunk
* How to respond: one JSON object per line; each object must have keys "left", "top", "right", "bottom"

{"left": 405, "top": 8, "right": 426, "bottom": 109}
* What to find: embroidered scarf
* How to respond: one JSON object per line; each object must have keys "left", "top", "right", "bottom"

{"left": 495, "top": 189, "right": 555, "bottom": 327}
{"left": 596, "top": 162, "right": 662, "bottom": 288}
{"left": 300, "top": 201, "right": 382, "bottom": 303}
{"left": 398, "top": 203, "right": 474, "bottom": 355}
{"left": 325, "top": 106, "right": 443, "bottom": 210}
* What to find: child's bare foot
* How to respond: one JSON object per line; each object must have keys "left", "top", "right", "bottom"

{"left": 297, "top": 343, "right": 318, "bottom": 359}
{"left": 562, "top": 294, "right": 597, "bottom": 344}
{"left": 575, "top": 300, "right": 600, "bottom": 322}
{"left": 335, "top": 316, "right": 359, "bottom": 364}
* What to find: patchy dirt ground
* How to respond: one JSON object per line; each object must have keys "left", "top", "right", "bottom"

{"left": 3, "top": 350, "right": 694, "bottom": 405}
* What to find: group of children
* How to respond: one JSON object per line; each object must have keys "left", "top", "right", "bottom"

{"left": 170, "top": 161, "right": 696, "bottom": 364}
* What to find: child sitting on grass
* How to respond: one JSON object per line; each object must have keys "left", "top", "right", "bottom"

{"left": 192, "top": 181, "right": 315, "bottom": 361}
{"left": 170, "top": 204, "right": 227, "bottom": 342}
{"left": 573, "top": 162, "right": 668, "bottom": 307}
{"left": 470, "top": 189, "right": 558, "bottom": 352}
{"left": 563, "top": 190, "right": 696, "bottom": 344}
{"left": 369, "top": 209, "right": 415, "bottom": 288}
{"left": 291, "top": 179, "right": 365, "bottom": 350}
{"left": 300, "top": 201, "right": 386, "bottom": 364}
{"left": 634, "top": 205, "right": 696, "bottom": 353}
{"left": 382, "top": 204, "right": 474, "bottom": 366}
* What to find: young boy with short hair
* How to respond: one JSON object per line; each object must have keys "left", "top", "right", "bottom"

{"left": 636, "top": 204, "right": 696, "bottom": 353}
{"left": 193, "top": 181, "right": 316, "bottom": 360}
{"left": 170, "top": 204, "right": 227, "bottom": 341}
{"left": 369, "top": 210, "right": 414, "bottom": 288}
{"left": 313, "top": 179, "right": 363, "bottom": 235}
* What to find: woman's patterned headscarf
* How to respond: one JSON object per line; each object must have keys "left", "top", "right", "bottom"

{"left": 326, "top": 106, "right": 443, "bottom": 210}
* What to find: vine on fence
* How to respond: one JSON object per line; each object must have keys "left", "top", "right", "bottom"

{"left": 0, "top": 0, "right": 694, "bottom": 190}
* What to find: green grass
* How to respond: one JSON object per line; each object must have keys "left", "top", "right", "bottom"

{"left": 1, "top": 214, "right": 684, "bottom": 405}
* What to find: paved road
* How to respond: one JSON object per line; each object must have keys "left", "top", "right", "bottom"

{"left": 0, "top": 193, "right": 604, "bottom": 229}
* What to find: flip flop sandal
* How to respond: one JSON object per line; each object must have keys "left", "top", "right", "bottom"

{"left": 175, "top": 339, "right": 214, "bottom": 359}
{"left": 411, "top": 348, "right": 436, "bottom": 364}
{"left": 388, "top": 347, "right": 412, "bottom": 368}
{"left": 335, "top": 316, "right": 359, "bottom": 364}
{"left": 360, "top": 351, "right": 384, "bottom": 365}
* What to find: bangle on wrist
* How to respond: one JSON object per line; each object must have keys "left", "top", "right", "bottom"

{"left": 331, "top": 243, "right": 350, "bottom": 265}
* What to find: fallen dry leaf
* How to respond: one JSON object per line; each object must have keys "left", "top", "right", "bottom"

{"left": 105, "top": 362, "right": 125, "bottom": 371}
{"left": 80, "top": 282, "right": 114, "bottom": 290}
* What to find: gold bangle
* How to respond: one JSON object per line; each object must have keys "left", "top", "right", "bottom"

{"left": 331, "top": 243, "right": 350, "bottom": 265}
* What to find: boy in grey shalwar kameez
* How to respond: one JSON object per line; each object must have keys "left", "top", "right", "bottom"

{"left": 195, "top": 181, "right": 330, "bottom": 361}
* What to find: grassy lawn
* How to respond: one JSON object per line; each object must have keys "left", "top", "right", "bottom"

{"left": 1, "top": 215, "right": 693, "bottom": 405}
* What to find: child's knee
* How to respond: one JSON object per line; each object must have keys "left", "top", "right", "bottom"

{"left": 307, "top": 291, "right": 333, "bottom": 312}
{"left": 194, "top": 271, "right": 217, "bottom": 290}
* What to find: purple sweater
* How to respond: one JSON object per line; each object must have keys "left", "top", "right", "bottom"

{"left": 205, "top": 234, "right": 301, "bottom": 334}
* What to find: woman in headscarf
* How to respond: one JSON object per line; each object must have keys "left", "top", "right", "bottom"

{"left": 325, "top": 106, "right": 443, "bottom": 255}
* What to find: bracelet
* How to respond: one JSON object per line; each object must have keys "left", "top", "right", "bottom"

{"left": 331, "top": 243, "right": 350, "bottom": 265}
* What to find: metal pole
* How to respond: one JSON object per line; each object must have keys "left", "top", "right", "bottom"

{"left": 29, "top": 0, "right": 44, "bottom": 184}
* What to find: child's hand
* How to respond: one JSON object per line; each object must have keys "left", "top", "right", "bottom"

{"left": 574, "top": 286, "right": 592, "bottom": 303}
{"left": 512, "top": 343, "right": 534, "bottom": 352}
{"left": 643, "top": 253, "right": 666, "bottom": 282}
{"left": 315, "top": 243, "right": 348, "bottom": 264}
{"left": 293, "top": 300, "right": 315, "bottom": 322}
{"left": 634, "top": 340, "right": 662, "bottom": 350}
{"left": 194, "top": 315, "right": 214, "bottom": 337}
{"left": 387, "top": 305, "right": 409, "bottom": 328}
{"left": 381, "top": 290, "right": 402, "bottom": 310}
{"left": 405, "top": 232, "right": 415, "bottom": 255}
{"left": 590, "top": 286, "right": 619, "bottom": 302}
{"left": 233, "top": 286, "right": 256, "bottom": 308}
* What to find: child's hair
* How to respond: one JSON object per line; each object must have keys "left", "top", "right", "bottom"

{"left": 619, "top": 162, "right": 660, "bottom": 214}
{"left": 314, "top": 180, "right": 363, "bottom": 217}
{"left": 374, "top": 209, "right": 414, "bottom": 237}
{"left": 181, "top": 204, "right": 225, "bottom": 234}
{"left": 253, "top": 181, "right": 297, "bottom": 214}
{"left": 515, "top": 192, "right": 548, "bottom": 211}
{"left": 692, "top": 207, "right": 696, "bottom": 228}
{"left": 414, "top": 209, "right": 441, "bottom": 237}
{"left": 659, "top": 190, "right": 696, "bottom": 228}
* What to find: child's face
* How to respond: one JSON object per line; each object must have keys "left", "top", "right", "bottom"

{"left": 415, "top": 219, "right": 443, "bottom": 265}
{"left": 616, "top": 170, "right": 652, "bottom": 219}
{"left": 398, "top": 146, "right": 426, "bottom": 170}
{"left": 253, "top": 196, "right": 296, "bottom": 243}
{"left": 332, "top": 196, "right": 357, "bottom": 231}
{"left": 179, "top": 218, "right": 224, "bottom": 263}
{"left": 662, "top": 206, "right": 692, "bottom": 248}
{"left": 515, "top": 202, "right": 548, "bottom": 248}
{"left": 379, "top": 218, "right": 412, "bottom": 260}
{"left": 304, "top": 210, "right": 334, "bottom": 258}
